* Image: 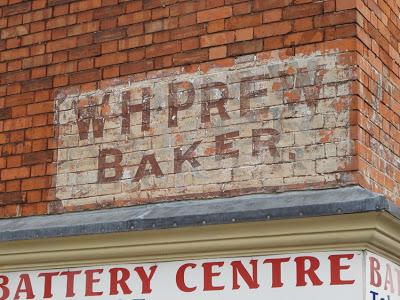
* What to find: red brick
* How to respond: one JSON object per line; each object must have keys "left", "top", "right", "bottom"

{"left": 6, "top": 180, "right": 21, "bottom": 192}
{"left": 6, "top": 156, "right": 22, "bottom": 168}
{"left": 21, "top": 31, "right": 52, "bottom": 46}
{"left": 170, "top": 1, "right": 206, "bottom": 16}
{"left": 67, "top": 22, "right": 99, "bottom": 37}
{"left": 118, "top": 10, "right": 151, "bottom": 26}
{"left": 283, "top": 3, "right": 323, "bottom": 20}
{"left": 95, "top": 52, "right": 127, "bottom": 67}
{"left": 235, "top": 28, "right": 254, "bottom": 41}
{"left": 94, "top": 28, "right": 127, "bottom": 43}
{"left": 314, "top": 10, "right": 357, "bottom": 27}
{"left": 69, "top": 69, "right": 101, "bottom": 85}
{"left": 336, "top": 0, "right": 356, "bottom": 11}
{"left": 253, "top": 0, "right": 292, "bottom": 11}
{"left": 173, "top": 49, "right": 209, "bottom": 65}
{"left": 69, "top": 45, "right": 101, "bottom": 60}
{"left": 119, "top": 35, "right": 152, "bottom": 50}
{"left": 227, "top": 39, "right": 263, "bottom": 56}
{"left": 22, "top": 8, "right": 52, "bottom": 23}
{"left": 254, "top": 21, "right": 292, "bottom": 38}
{"left": 93, "top": 4, "right": 125, "bottom": 19}
{"left": 0, "top": 192, "right": 25, "bottom": 205}
{"left": 27, "top": 101, "right": 54, "bottom": 115}
{"left": 47, "top": 61, "right": 77, "bottom": 76}
{"left": 0, "top": 108, "right": 12, "bottom": 120}
{"left": 1, "top": 25, "right": 29, "bottom": 39}
{"left": 48, "top": 0, "right": 75, "bottom": 6}
{"left": 120, "top": 59, "right": 154, "bottom": 75}
{"left": 284, "top": 29, "right": 324, "bottom": 46}
{"left": 172, "top": 24, "right": 207, "bottom": 40}
{"left": 21, "top": 176, "right": 52, "bottom": 191}
{"left": 22, "top": 54, "right": 52, "bottom": 69}
{"left": 22, "top": 151, "right": 53, "bottom": 166}
{"left": 1, "top": 48, "right": 30, "bottom": 61}
{"left": 126, "top": 1, "right": 143, "bottom": 13}
{"left": 146, "top": 41, "right": 181, "bottom": 58}
{"left": 3, "top": 2, "right": 31, "bottom": 16}
{"left": 144, "top": 0, "right": 177, "bottom": 10}
{"left": 26, "top": 190, "right": 42, "bottom": 203}
{"left": 293, "top": 17, "right": 313, "bottom": 32}
{"left": 25, "top": 126, "right": 54, "bottom": 140}
{"left": 197, "top": 6, "right": 232, "bottom": 23}
{"left": 103, "top": 65, "right": 120, "bottom": 79}
{"left": 200, "top": 31, "right": 235, "bottom": 47}
{"left": 47, "top": 15, "right": 77, "bottom": 29}
{"left": 5, "top": 93, "right": 34, "bottom": 108}
{"left": 4, "top": 117, "right": 32, "bottom": 131}
{"left": 0, "top": 70, "right": 30, "bottom": 85}
{"left": 46, "top": 37, "right": 77, "bottom": 52}
{"left": 225, "top": 14, "right": 262, "bottom": 30}
{"left": 209, "top": 46, "right": 227, "bottom": 59}
{"left": 233, "top": 2, "right": 252, "bottom": 15}
{"left": 70, "top": 0, "right": 102, "bottom": 13}
{"left": 21, "top": 77, "right": 52, "bottom": 93}
{"left": 1, "top": 167, "right": 30, "bottom": 180}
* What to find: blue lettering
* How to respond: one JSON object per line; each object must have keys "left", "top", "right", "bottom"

{"left": 370, "top": 291, "right": 379, "bottom": 300}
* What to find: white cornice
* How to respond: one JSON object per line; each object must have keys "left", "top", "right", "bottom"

{"left": 0, "top": 211, "right": 399, "bottom": 272}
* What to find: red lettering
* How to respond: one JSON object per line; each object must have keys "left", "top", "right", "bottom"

{"left": 370, "top": 256, "right": 382, "bottom": 287}
{"left": 240, "top": 75, "right": 269, "bottom": 118}
{"left": 135, "top": 266, "right": 157, "bottom": 294}
{"left": 14, "top": 274, "right": 35, "bottom": 300}
{"left": 231, "top": 260, "right": 259, "bottom": 290}
{"left": 328, "top": 254, "right": 355, "bottom": 285}
{"left": 98, "top": 148, "right": 123, "bottom": 183}
{"left": 60, "top": 270, "right": 82, "bottom": 298}
{"left": 133, "top": 154, "right": 163, "bottom": 182}
{"left": 122, "top": 88, "right": 151, "bottom": 134}
{"left": 109, "top": 268, "right": 132, "bottom": 295}
{"left": 264, "top": 257, "right": 290, "bottom": 288}
{"left": 216, "top": 131, "right": 239, "bottom": 160}
{"left": 202, "top": 262, "right": 224, "bottom": 291}
{"left": 295, "top": 256, "right": 323, "bottom": 286}
{"left": 384, "top": 264, "right": 395, "bottom": 293}
{"left": 0, "top": 275, "right": 9, "bottom": 300}
{"left": 38, "top": 272, "right": 59, "bottom": 298}
{"left": 174, "top": 141, "right": 202, "bottom": 173}
{"left": 85, "top": 269, "right": 104, "bottom": 296}
{"left": 75, "top": 94, "right": 109, "bottom": 140}
{"left": 252, "top": 128, "right": 280, "bottom": 158}
{"left": 176, "top": 263, "right": 197, "bottom": 292}
{"left": 201, "top": 82, "right": 230, "bottom": 123}
{"left": 168, "top": 81, "right": 195, "bottom": 127}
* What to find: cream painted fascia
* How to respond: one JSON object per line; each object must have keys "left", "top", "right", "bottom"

{"left": 0, "top": 211, "right": 399, "bottom": 272}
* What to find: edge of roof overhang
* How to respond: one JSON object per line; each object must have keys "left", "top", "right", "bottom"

{"left": 0, "top": 185, "right": 399, "bottom": 271}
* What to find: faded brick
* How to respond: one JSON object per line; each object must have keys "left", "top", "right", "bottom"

{"left": 94, "top": 28, "right": 127, "bottom": 43}
{"left": 120, "top": 59, "right": 154, "bottom": 75}
{"left": 0, "top": 192, "right": 25, "bottom": 205}
{"left": 69, "top": 69, "right": 101, "bottom": 85}
{"left": 21, "top": 78, "right": 53, "bottom": 93}
{"left": 22, "top": 151, "right": 53, "bottom": 166}
{"left": 69, "top": 45, "right": 101, "bottom": 60}
{"left": 3, "top": 2, "right": 31, "bottom": 16}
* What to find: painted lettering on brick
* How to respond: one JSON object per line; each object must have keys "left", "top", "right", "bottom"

{"left": 55, "top": 53, "right": 354, "bottom": 207}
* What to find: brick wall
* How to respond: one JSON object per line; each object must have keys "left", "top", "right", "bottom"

{"left": 351, "top": 0, "right": 400, "bottom": 205}
{"left": 0, "top": 0, "right": 398, "bottom": 217}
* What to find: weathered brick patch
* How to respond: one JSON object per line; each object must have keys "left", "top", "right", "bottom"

{"left": 55, "top": 51, "right": 357, "bottom": 209}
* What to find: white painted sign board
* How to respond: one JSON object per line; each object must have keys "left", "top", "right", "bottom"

{"left": 366, "top": 252, "right": 400, "bottom": 300}
{"left": 0, "top": 251, "right": 398, "bottom": 300}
